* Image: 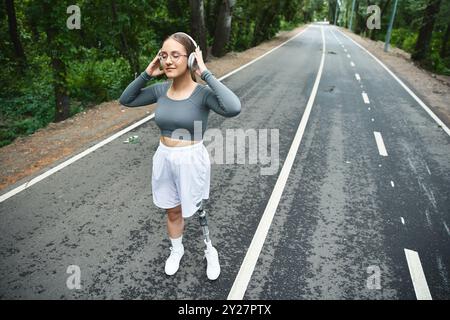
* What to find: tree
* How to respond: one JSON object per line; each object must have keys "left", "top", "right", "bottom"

{"left": 190, "top": 0, "right": 208, "bottom": 60}
{"left": 412, "top": 0, "right": 442, "bottom": 61}
{"left": 212, "top": 0, "right": 235, "bottom": 57}
{"left": 5, "top": 0, "right": 26, "bottom": 65}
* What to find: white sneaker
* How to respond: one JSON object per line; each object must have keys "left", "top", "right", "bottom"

{"left": 204, "top": 246, "right": 220, "bottom": 280}
{"left": 165, "top": 246, "right": 184, "bottom": 276}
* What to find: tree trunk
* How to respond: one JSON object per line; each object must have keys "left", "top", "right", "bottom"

{"left": 328, "top": 0, "right": 336, "bottom": 24}
{"left": 212, "top": 0, "right": 235, "bottom": 57}
{"left": 412, "top": 0, "right": 441, "bottom": 61}
{"left": 440, "top": 22, "right": 450, "bottom": 58}
{"left": 190, "top": 0, "right": 208, "bottom": 60}
{"left": 51, "top": 57, "right": 71, "bottom": 122}
{"left": 44, "top": 27, "right": 70, "bottom": 122}
{"left": 5, "top": 0, "right": 26, "bottom": 63}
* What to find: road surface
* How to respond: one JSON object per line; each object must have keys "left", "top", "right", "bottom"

{"left": 1, "top": 24, "right": 449, "bottom": 300}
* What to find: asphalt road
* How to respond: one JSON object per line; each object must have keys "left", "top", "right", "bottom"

{"left": 0, "top": 24, "right": 449, "bottom": 300}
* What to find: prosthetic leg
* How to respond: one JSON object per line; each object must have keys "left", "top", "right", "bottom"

{"left": 196, "top": 200, "right": 220, "bottom": 280}
{"left": 197, "top": 200, "right": 210, "bottom": 243}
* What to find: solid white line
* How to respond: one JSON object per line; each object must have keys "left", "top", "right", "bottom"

{"left": 335, "top": 28, "right": 450, "bottom": 137}
{"left": 0, "top": 26, "right": 312, "bottom": 204}
{"left": 0, "top": 114, "right": 154, "bottom": 203}
{"left": 374, "top": 132, "right": 388, "bottom": 156}
{"left": 227, "top": 26, "right": 327, "bottom": 300}
{"left": 350, "top": 61, "right": 355, "bottom": 67}
{"left": 401, "top": 217, "right": 405, "bottom": 225}
{"left": 218, "top": 26, "right": 310, "bottom": 81}
{"left": 391, "top": 181, "right": 395, "bottom": 187}
{"left": 362, "top": 92, "right": 370, "bottom": 104}
{"left": 404, "top": 249, "right": 433, "bottom": 300}
{"left": 355, "top": 73, "right": 361, "bottom": 81}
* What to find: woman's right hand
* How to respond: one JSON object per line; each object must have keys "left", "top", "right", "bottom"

{"left": 145, "top": 50, "right": 165, "bottom": 77}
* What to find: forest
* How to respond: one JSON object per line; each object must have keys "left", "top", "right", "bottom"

{"left": 0, "top": 0, "right": 448, "bottom": 147}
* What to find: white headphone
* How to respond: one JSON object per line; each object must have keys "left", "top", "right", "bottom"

{"left": 173, "top": 32, "right": 199, "bottom": 71}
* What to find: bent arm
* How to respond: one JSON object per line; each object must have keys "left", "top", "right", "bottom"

{"left": 201, "top": 70, "right": 241, "bottom": 117}
{"left": 119, "top": 71, "right": 160, "bottom": 107}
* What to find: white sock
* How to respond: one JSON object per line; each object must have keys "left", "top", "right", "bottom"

{"left": 204, "top": 239, "right": 213, "bottom": 251}
{"left": 170, "top": 236, "right": 183, "bottom": 251}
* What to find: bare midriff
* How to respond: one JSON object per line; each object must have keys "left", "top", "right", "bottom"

{"left": 160, "top": 136, "right": 201, "bottom": 147}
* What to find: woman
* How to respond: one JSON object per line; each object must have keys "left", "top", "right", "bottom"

{"left": 119, "top": 32, "right": 241, "bottom": 280}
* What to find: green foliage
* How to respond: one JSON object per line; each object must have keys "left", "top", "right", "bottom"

{"left": 391, "top": 28, "right": 418, "bottom": 53}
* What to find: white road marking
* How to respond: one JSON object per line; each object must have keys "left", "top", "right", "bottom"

{"left": 355, "top": 73, "right": 361, "bottom": 81}
{"left": 425, "top": 209, "right": 432, "bottom": 227}
{"left": 404, "top": 249, "right": 432, "bottom": 300}
{"left": 401, "top": 217, "right": 405, "bottom": 225}
{"left": 335, "top": 28, "right": 450, "bottom": 137}
{"left": 368, "top": 107, "right": 371, "bottom": 110}
{"left": 0, "top": 25, "right": 313, "bottom": 204}
{"left": 371, "top": 118, "right": 375, "bottom": 122}
{"left": 425, "top": 165, "right": 431, "bottom": 175}
{"left": 374, "top": 132, "right": 388, "bottom": 156}
{"left": 391, "top": 181, "right": 395, "bottom": 187}
{"left": 0, "top": 114, "right": 154, "bottom": 203}
{"left": 350, "top": 61, "right": 355, "bottom": 67}
{"left": 362, "top": 92, "right": 370, "bottom": 104}
{"left": 347, "top": 54, "right": 351, "bottom": 58}
{"left": 228, "top": 26, "right": 326, "bottom": 300}
{"left": 344, "top": 48, "right": 347, "bottom": 52}
{"left": 443, "top": 221, "right": 450, "bottom": 236}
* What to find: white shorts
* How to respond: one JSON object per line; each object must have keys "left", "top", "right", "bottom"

{"left": 152, "top": 140, "right": 210, "bottom": 218}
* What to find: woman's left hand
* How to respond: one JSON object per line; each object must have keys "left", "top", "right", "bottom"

{"left": 193, "top": 47, "right": 208, "bottom": 76}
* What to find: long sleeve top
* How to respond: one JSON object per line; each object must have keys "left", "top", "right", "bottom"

{"left": 119, "top": 70, "right": 241, "bottom": 141}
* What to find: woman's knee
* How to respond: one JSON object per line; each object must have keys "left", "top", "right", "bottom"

{"left": 167, "top": 205, "right": 182, "bottom": 222}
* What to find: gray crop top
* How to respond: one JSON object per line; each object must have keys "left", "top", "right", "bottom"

{"left": 119, "top": 70, "right": 241, "bottom": 141}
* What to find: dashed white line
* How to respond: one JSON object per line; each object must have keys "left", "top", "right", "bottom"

{"left": 227, "top": 26, "right": 327, "bottom": 300}
{"left": 374, "top": 132, "right": 388, "bottom": 156}
{"left": 362, "top": 92, "right": 370, "bottom": 104}
{"left": 425, "top": 165, "right": 431, "bottom": 175}
{"left": 347, "top": 54, "right": 351, "bottom": 58}
{"left": 404, "top": 249, "right": 432, "bottom": 300}
{"left": 391, "top": 181, "right": 395, "bottom": 187}
{"left": 443, "top": 221, "right": 450, "bottom": 236}
{"left": 401, "top": 217, "right": 405, "bottom": 225}
{"left": 355, "top": 73, "right": 361, "bottom": 81}
{"left": 344, "top": 48, "right": 347, "bottom": 52}
{"left": 336, "top": 27, "right": 450, "bottom": 136}
{"left": 350, "top": 61, "right": 355, "bottom": 67}
{"left": 368, "top": 107, "right": 371, "bottom": 110}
